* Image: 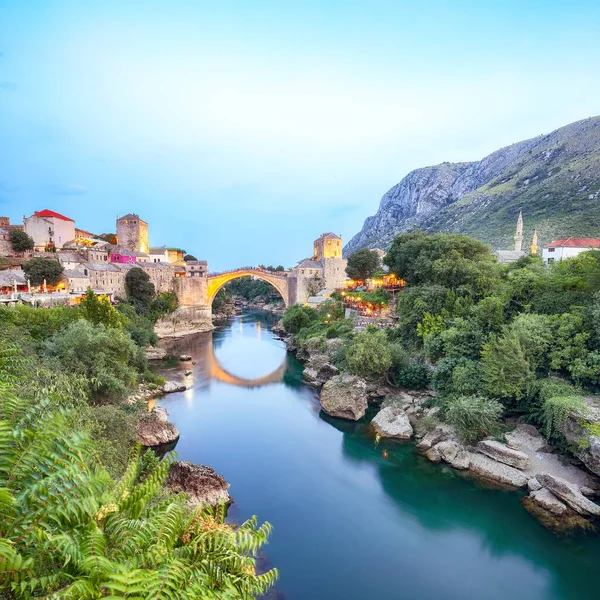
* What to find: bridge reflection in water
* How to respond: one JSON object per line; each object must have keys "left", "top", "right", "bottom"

{"left": 159, "top": 315, "right": 288, "bottom": 390}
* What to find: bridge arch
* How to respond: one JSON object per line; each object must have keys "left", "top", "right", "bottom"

{"left": 207, "top": 269, "right": 289, "bottom": 307}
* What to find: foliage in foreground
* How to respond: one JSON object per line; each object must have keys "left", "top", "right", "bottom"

{"left": 0, "top": 389, "right": 277, "bottom": 599}
{"left": 444, "top": 395, "right": 504, "bottom": 443}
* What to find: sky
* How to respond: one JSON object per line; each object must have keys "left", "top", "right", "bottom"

{"left": 1, "top": 0, "right": 599, "bottom": 270}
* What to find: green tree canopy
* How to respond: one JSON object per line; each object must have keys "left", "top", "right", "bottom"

{"left": 125, "top": 267, "right": 155, "bottom": 314}
{"left": 282, "top": 304, "right": 319, "bottom": 334}
{"left": 183, "top": 253, "right": 198, "bottom": 261}
{"left": 346, "top": 248, "right": 380, "bottom": 282}
{"left": 22, "top": 257, "right": 64, "bottom": 286}
{"left": 9, "top": 229, "right": 34, "bottom": 252}
{"left": 80, "top": 288, "right": 124, "bottom": 328}
{"left": 346, "top": 327, "right": 392, "bottom": 377}
{"left": 384, "top": 232, "right": 497, "bottom": 292}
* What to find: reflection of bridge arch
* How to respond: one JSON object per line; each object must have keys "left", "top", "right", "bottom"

{"left": 207, "top": 268, "right": 289, "bottom": 307}
{"left": 208, "top": 343, "right": 287, "bottom": 388}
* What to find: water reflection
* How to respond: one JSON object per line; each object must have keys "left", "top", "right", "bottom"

{"left": 158, "top": 314, "right": 288, "bottom": 389}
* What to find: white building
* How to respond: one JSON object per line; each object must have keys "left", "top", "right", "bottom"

{"left": 542, "top": 238, "right": 600, "bottom": 263}
{"left": 24, "top": 209, "right": 76, "bottom": 251}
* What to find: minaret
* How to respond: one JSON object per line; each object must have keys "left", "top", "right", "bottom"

{"left": 514, "top": 211, "right": 523, "bottom": 252}
{"left": 530, "top": 229, "right": 538, "bottom": 255}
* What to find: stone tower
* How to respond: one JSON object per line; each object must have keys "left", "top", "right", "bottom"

{"left": 116, "top": 213, "right": 149, "bottom": 254}
{"left": 531, "top": 229, "right": 538, "bottom": 255}
{"left": 514, "top": 212, "right": 523, "bottom": 252}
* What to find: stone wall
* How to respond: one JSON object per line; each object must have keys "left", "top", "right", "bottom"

{"left": 154, "top": 305, "right": 213, "bottom": 337}
{"left": 174, "top": 276, "right": 208, "bottom": 306}
{"left": 323, "top": 257, "right": 347, "bottom": 290}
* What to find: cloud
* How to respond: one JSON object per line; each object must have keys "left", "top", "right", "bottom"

{"left": 49, "top": 184, "right": 86, "bottom": 196}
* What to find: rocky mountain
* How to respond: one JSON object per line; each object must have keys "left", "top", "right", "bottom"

{"left": 344, "top": 116, "right": 600, "bottom": 256}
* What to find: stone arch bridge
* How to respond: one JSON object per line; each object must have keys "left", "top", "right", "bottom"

{"left": 207, "top": 267, "right": 291, "bottom": 307}
{"left": 173, "top": 267, "right": 297, "bottom": 323}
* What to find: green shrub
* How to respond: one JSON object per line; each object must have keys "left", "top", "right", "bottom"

{"left": 536, "top": 395, "right": 588, "bottom": 440}
{"left": 444, "top": 395, "right": 503, "bottom": 443}
{"left": 346, "top": 328, "right": 392, "bottom": 378}
{"left": 43, "top": 320, "right": 145, "bottom": 402}
{"left": 282, "top": 304, "right": 319, "bottom": 334}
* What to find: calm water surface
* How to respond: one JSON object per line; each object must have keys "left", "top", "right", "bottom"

{"left": 158, "top": 311, "right": 600, "bottom": 600}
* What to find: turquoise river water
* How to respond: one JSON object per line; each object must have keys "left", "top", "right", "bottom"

{"left": 158, "top": 311, "right": 600, "bottom": 600}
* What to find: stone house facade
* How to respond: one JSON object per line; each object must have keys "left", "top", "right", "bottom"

{"left": 116, "top": 214, "right": 149, "bottom": 254}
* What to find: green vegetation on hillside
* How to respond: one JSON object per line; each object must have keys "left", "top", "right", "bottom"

{"left": 287, "top": 231, "right": 600, "bottom": 445}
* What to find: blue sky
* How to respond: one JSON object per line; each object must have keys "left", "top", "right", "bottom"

{"left": 1, "top": 0, "right": 599, "bottom": 269}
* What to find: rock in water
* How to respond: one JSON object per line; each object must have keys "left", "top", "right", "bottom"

{"left": 536, "top": 473, "right": 600, "bottom": 516}
{"left": 529, "top": 488, "right": 568, "bottom": 516}
{"left": 167, "top": 461, "right": 231, "bottom": 507}
{"left": 476, "top": 440, "right": 531, "bottom": 470}
{"left": 162, "top": 381, "right": 186, "bottom": 393}
{"left": 467, "top": 453, "right": 528, "bottom": 488}
{"left": 371, "top": 407, "right": 413, "bottom": 439}
{"left": 416, "top": 424, "right": 454, "bottom": 451}
{"left": 320, "top": 375, "right": 368, "bottom": 421}
{"left": 137, "top": 407, "right": 180, "bottom": 447}
{"left": 435, "top": 440, "right": 470, "bottom": 470}
{"left": 179, "top": 354, "right": 192, "bottom": 361}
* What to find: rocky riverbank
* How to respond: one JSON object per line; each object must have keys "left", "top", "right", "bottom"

{"left": 276, "top": 320, "right": 600, "bottom": 533}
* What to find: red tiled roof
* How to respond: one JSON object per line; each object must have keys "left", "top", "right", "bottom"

{"left": 544, "top": 238, "right": 600, "bottom": 248}
{"left": 32, "top": 209, "right": 74, "bottom": 222}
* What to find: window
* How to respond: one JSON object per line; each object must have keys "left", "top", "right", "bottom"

{"left": 547, "top": 248, "right": 555, "bottom": 253}
{"left": 547, "top": 258, "right": 555, "bottom": 263}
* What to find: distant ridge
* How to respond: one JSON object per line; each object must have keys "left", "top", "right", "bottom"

{"left": 343, "top": 116, "right": 600, "bottom": 256}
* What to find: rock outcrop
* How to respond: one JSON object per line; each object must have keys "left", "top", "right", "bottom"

{"left": 146, "top": 346, "right": 167, "bottom": 360}
{"left": 529, "top": 488, "right": 568, "bottom": 516}
{"left": 162, "top": 381, "right": 186, "bottom": 394}
{"left": 302, "top": 354, "right": 339, "bottom": 386}
{"left": 558, "top": 397, "right": 600, "bottom": 477}
{"left": 320, "top": 375, "right": 368, "bottom": 421}
{"left": 137, "top": 407, "right": 180, "bottom": 447}
{"left": 371, "top": 407, "right": 413, "bottom": 440}
{"left": 167, "top": 461, "right": 231, "bottom": 507}
{"left": 467, "top": 452, "right": 528, "bottom": 488}
{"left": 536, "top": 473, "right": 600, "bottom": 517}
{"left": 476, "top": 440, "right": 531, "bottom": 470}
{"left": 344, "top": 116, "right": 600, "bottom": 256}
{"left": 435, "top": 440, "right": 470, "bottom": 470}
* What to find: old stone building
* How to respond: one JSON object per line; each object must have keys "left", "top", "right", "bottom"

{"left": 84, "top": 263, "right": 127, "bottom": 298}
{"left": 290, "top": 232, "right": 347, "bottom": 304}
{"left": 116, "top": 214, "right": 149, "bottom": 254}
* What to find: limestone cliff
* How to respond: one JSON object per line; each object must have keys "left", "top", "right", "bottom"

{"left": 344, "top": 116, "right": 600, "bottom": 255}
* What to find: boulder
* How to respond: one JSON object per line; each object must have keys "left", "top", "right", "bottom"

{"left": 467, "top": 452, "right": 528, "bottom": 488}
{"left": 167, "top": 461, "right": 231, "bottom": 507}
{"left": 179, "top": 354, "right": 192, "bottom": 361}
{"left": 425, "top": 446, "right": 442, "bottom": 463}
{"left": 324, "top": 337, "right": 345, "bottom": 357}
{"left": 371, "top": 407, "right": 413, "bottom": 440}
{"left": 137, "top": 407, "right": 180, "bottom": 447}
{"left": 536, "top": 473, "right": 600, "bottom": 516}
{"left": 528, "top": 478, "right": 542, "bottom": 492}
{"left": 504, "top": 423, "right": 548, "bottom": 453}
{"left": 476, "top": 440, "right": 531, "bottom": 470}
{"left": 146, "top": 346, "right": 167, "bottom": 360}
{"left": 271, "top": 319, "right": 287, "bottom": 336}
{"left": 530, "top": 488, "right": 568, "bottom": 516}
{"left": 162, "top": 381, "right": 186, "bottom": 394}
{"left": 302, "top": 354, "right": 339, "bottom": 386}
{"left": 416, "top": 424, "right": 454, "bottom": 451}
{"left": 435, "top": 440, "right": 470, "bottom": 470}
{"left": 320, "top": 375, "right": 368, "bottom": 421}
{"left": 558, "top": 397, "right": 600, "bottom": 477}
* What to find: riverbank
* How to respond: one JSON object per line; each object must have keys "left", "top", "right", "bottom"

{"left": 276, "top": 320, "right": 600, "bottom": 533}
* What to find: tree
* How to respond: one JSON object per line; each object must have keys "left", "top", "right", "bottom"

{"left": 183, "top": 254, "right": 198, "bottom": 261}
{"left": 0, "top": 390, "right": 278, "bottom": 598}
{"left": 346, "top": 327, "right": 392, "bottom": 377}
{"left": 125, "top": 267, "right": 155, "bottom": 314}
{"left": 43, "top": 319, "right": 145, "bottom": 401}
{"left": 22, "top": 257, "right": 64, "bottom": 286}
{"left": 80, "top": 288, "right": 123, "bottom": 328}
{"left": 445, "top": 395, "right": 503, "bottom": 443}
{"left": 282, "top": 304, "right": 318, "bottom": 334}
{"left": 8, "top": 229, "right": 34, "bottom": 252}
{"left": 99, "top": 232, "right": 118, "bottom": 244}
{"left": 480, "top": 331, "right": 535, "bottom": 405}
{"left": 151, "top": 291, "right": 179, "bottom": 321}
{"left": 346, "top": 248, "right": 380, "bottom": 282}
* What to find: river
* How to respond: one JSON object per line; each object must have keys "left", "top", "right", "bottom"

{"left": 158, "top": 310, "right": 600, "bottom": 600}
